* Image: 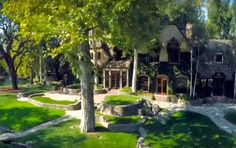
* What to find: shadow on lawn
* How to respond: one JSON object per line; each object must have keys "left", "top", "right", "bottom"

{"left": 15, "top": 120, "right": 137, "bottom": 148}
{"left": 144, "top": 111, "right": 236, "bottom": 148}
{"left": 0, "top": 107, "right": 63, "bottom": 132}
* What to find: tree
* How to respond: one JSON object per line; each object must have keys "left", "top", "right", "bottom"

{"left": 207, "top": 0, "right": 232, "bottom": 39}
{"left": 0, "top": 14, "right": 30, "bottom": 89}
{"left": 108, "top": 0, "right": 162, "bottom": 93}
{"left": 3, "top": 0, "right": 125, "bottom": 132}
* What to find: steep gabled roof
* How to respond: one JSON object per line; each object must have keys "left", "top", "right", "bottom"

{"left": 158, "top": 25, "right": 189, "bottom": 51}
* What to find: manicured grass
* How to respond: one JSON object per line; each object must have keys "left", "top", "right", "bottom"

{"left": 16, "top": 119, "right": 138, "bottom": 148}
{"left": 104, "top": 95, "right": 139, "bottom": 105}
{"left": 0, "top": 93, "right": 65, "bottom": 132}
{"left": 32, "top": 96, "right": 77, "bottom": 105}
{"left": 22, "top": 85, "right": 53, "bottom": 94}
{"left": 224, "top": 110, "right": 236, "bottom": 125}
{"left": 97, "top": 112, "right": 141, "bottom": 124}
{"left": 144, "top": 111, "right": 236, "bottom": 148}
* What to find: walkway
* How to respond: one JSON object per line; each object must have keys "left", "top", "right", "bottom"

{"left": 153, "top": 100, "right": 236, "bottom": 135}
{"left": 186, "top": 103, "right": 236, "bottom": 135}
{"left": 0, "top": 116, "right": 72, "bottom": 141}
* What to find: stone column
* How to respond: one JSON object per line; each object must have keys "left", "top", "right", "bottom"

{"left": 120, "top": 70, "right": 123, "bottom": 89}
{"left": 234, "top": 72, "right": 236, "bottom": 99}
{"left": 126, "top": 69, "right": 129, "bottom": 87}
{"left": 103, "top": 70, "right": 105, "bottom": 88}
{"left": 109, "top": 70, "right": 111, "bottom": 89}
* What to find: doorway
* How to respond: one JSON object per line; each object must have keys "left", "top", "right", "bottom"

{"left": 212, "top": 73, "right": 225, "bottom": 96}
{"left": 157, "top": 75, "right": 168, "bottom": 95}
{"left": 111, "top": 71, "right": 120, "bottom": 88}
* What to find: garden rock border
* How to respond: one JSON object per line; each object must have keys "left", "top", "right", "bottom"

{"left": 96, "top": 114, "right": 146, "bottom": 132}
{"left": 28, "top": 93, "right": 81, "bottom": 110}
{"left": 99, "top": 101, "right": 142, "bottom": 116}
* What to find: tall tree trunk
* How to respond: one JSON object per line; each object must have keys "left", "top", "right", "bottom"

{"left": 30, "top": 67, "right": 34, "bottom": 84}
{"left": 234, "top": 72, "right": 236, "bottom": 99}
{"left": 79, "top": 41, "right": 95, "bottom": 133}
{"left": 3, "top": 54, "right": 18, "bottom": 89}
{"left": 132, "top": 48, "right": 138, "bottom": 93}
{"left": 193, "top": 46, "right": 200, "bottom": 98}
{"left": 190, "top": 48, "right": 193, "bottom": 98}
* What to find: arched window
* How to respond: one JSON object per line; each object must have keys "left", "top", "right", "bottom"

{"left": 176, "top": 76, "right": 188, "bottom": 93}
{"left": 167, "top": 37, "right": 180, "bottom": 63}
{"left": 137, "top": 75, "right": 149, "bottom": 91}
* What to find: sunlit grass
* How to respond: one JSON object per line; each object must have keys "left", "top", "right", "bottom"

{"left": 144, "top": 111, "right": 236, "bottom": 148}
{"left": 15, "top": 119, "right": 138, "bottom": 148}
{"left": 0, "top": 93, "right": 65, "bottom": 132}
{"left": 32, "top": 96, "right": 77, "bottom": 105}
{"left": 104, "top": 95, "right": 139, "bottom": 105}
{"left": 96, "top": 112, "right": 141, "bottom": 124}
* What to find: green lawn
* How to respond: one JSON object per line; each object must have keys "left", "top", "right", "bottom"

{"left": 224, "top": 110, "right": 236, "bottom": 125}
{"left": 0, "top": 93, "right": 65, "bottom": 132}
{"left": 144, "top": 111, "right": 236, "bottom": 148}
{"left": 32, "top": 96, "right": 77, "bottom": 105}
{"left": 15, "top": 119, "right": 137, "bottom": 148}
{"left": 104, "top": 95, "right": 139, "bottom": 105}
{"left": 97, "top": 112, "right": 141, "bottom": 124}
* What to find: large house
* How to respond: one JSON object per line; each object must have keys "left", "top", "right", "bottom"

{"left": 197, "top": 39, "right": 236, "bottom": 98}
{"left": 90, "top": 25, "right": 236, "bottom": 99}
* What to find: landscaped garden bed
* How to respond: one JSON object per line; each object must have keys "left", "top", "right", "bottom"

{"left": 28, "top": 94, "right": 80, "bottom": 110}
{"left": 0, "top": 93, "right": 65, "bottom": 132}
{"left": 96, "top": 112, "right": 141, "bottom": 124}
{"left": 100, "top": 95, "right": 141, "bottom": 116}
{"left": 12, "top": 119, "right": 138, "bottom": 148}
{"left": 32, "top": 96, "right": 77, "bottom": 105}
{"left": 144, "top": 111, "right": 236, "bottom": 147}
{"left": 62, "top": 84, "right": 81, "bottom": 94}
{"left": 104, "top": 95, "right": 139, "bottom": 105}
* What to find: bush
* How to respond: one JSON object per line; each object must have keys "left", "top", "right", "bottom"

{"left": 95, "top": 84, "right": 104, "bottom": 90}
{"left": 120, "top": 86, "right": 132, "bottom": 94}
{"left": 176, "top": 93, "right": 189, "bottom": 100}
{"left": 168, "top": 95, "right": 178, "bottom": 103}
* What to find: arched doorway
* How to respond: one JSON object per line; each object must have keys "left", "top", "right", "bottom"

{"left": 157, "top": 75, "right": 168, "bottom": 95}
{"left": 137, "top": 75, "right": 149, "bottom": 91}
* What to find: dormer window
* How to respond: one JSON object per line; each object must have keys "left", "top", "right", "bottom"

{"left": 167, "top": 37, "right": 180, "bottom": 63}
{"left": 215, "top": 52, "right": 223, "bottom": 63}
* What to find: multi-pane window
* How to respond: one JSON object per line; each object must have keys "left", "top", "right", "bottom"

{"left": 215, "top": 52, "right": 223, "bottom": 63}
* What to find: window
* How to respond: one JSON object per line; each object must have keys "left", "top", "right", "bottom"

{"left": 167, "top": 38, "right": 180, "bottom": 63}
{"left": 168, "top": 49, "right": 179, "bottom": 63}
{"left": 90, "top": 52, "right": 94, "bottom": 59}
{"left": 215, "top": 52, "right": 223, "bottom": 63}
{"left": 138, "top": 54, "right": 149, "bottom": 62}
{"left": 96, "top": 51, "right": 101, "bottom": 60}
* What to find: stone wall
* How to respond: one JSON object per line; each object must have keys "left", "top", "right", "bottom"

{"left": 100, "top": 102, "right": 142, "bottom": 116}
{"left": 96, "top": 115, "right": 145, "bottom": 132}
{"left": 28, "top": 94, "right": 81, "bottom": 110}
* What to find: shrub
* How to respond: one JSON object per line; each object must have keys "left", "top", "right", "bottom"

{"left": 120, "top": 86, "right": 132, "bottom": 94}
{"left": 95, "top": 84, "right": 104, "bottom": 90}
